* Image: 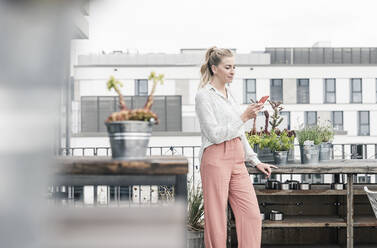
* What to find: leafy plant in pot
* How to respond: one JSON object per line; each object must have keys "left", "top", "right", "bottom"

{"left": 296, "top": 125, "right": 322, "bottom": 164}
{"left": 246, "top": 100, "right": 295, "bottom": 162}
{"left": 268, "top": 129, "right": 295, "bottom": 165}
{"left": 105, "top": 72, "right": 164, "bottom": 159}
{"left": 317, "top": 120, "right": 334, "bottom": 162}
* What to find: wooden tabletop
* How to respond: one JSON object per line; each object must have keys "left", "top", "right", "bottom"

{"left": 54, "top": 156, "right": 189, "bottom": 175}
{"left": 246, "top": 159, "right": 377, "bottom": 174}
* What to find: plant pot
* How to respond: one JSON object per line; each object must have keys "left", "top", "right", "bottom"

{"left": 299, "top": 144, "right": 320, "bottom": 164}
{"left": 319, "top": 142, "right": 333, "bottom": 162}
{"left": 273, "top": 151, "right": 288, "bottom": 165}
{"left": 105, "top": 120, "right": 154, "bottom": 160}
{"left": 254, "top": 145, "right": 274, "bottom": 163}
{"left": 187, "top": 229, "right": 204, "bottom": 248}
{"left": 287, "top": 147, "right": 295, "bottom": 162}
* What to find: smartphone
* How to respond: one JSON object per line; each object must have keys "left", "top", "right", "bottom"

{"left": 258, "top": 96, "right": 269, "bottom": 104}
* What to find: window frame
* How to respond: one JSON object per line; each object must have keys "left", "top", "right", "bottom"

{"left": 243, "top": 79, "right": 257, "bottom": 104}
{"left": 304, "top": 111, "right": 317, "bottom": 127}
{"left": 135, "top": 79, "right": 149, "bottom": 96}
{"left": 297, "top": 78, "right": 310, "bottom": 104}
{"left": 270, "top": 79, "right": 283, "bottom": 102}
{"left": 358, "top": 111, "right": 370, "bottom": 136}
{"left": 331, "top": 111, "right": 343, "bottom": 131}
{"left": 350, "top": 78, "right": 362, "bottom": 103}
{"left": 324, "top": 78, "right": 336, "bottom": 104}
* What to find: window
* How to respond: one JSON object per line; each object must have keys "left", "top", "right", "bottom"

{"left": 81, "top": 96, "right": 182, "bottom": 132}
{"left": 297, "top": 79, "right": 310, "bottom": 103}
{"left": 351, "top": 144, "right": 363, "bottom": 159}
{"left": 305, "top": 111, "right": 317, "bottom": 127}
{"left": 244, "top": 79, "right": 256, "bottom": 103}
{"left": 270, "top": 79, "right": 283, "bottom": 102}
{"left": 350, "top": 78, "right": 362, "bottom": 103}
{"left": 358, "top": 111, "right": 370, "bottom": 136}
{"left": 135, "top": 79, "right": 148, "bottom": 96}
{"left": 324, "top": 78, "right": 336, "bottom": 103}
{"left": 332, "top": 111, "right": 343, "bottom": 131}
{"left": 280, "top": 111, "right": 291, "bottom": 130}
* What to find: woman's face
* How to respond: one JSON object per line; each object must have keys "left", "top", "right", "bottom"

{"left": 212, "top": 56, "right": 235, "bottom": 83}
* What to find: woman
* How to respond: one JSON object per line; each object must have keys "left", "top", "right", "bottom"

{"left": 195, "top": 46, "right": 277, "bottom": 248}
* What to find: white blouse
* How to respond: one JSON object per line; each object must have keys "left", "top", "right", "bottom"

{"left": 195, "top": 83, "right": 261, "bottom": 166}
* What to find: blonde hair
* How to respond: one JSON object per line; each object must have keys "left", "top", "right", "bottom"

{"left": 199, "top": 46, "right": 234, "bottom": 89}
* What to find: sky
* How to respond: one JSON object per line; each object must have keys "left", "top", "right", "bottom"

{"left": 74, "top": 0, "right": 377, "bottom": 54}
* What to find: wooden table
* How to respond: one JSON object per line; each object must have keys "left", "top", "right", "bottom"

{"left": 52, "top": 156, "right": 189, "bottom": 202}
{"left": 245, "top": 159, "right": 377, "bottom": 248}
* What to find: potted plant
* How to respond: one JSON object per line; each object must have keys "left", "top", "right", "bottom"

{"left": 246, "top": 100, "right": 295, "bottom": 162}
{"left": 187, "top": 181, "right": 204, "bottom": 248}
{"left": 268, "top": 129, "right": 295, "bottom": 165}
{"left": 318, "top": 120, "right": 334, "bottom": 162}
{"left": 105, "top": 72, "right": 164, "bottom": 159}
{"left": 296, "top": 125, "right": 322, "bottom": 164}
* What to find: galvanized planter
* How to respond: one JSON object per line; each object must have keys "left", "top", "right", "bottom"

{"left": 319, "top": 142, "right": 333, "bottom": 162}
{"left": 300, "top": 144, "right": 320, "bottom": 164}
{"left": 187, "top": 230, "right": 204, "bottom": 248}
{"left": 105, "top": 120, "right": 155, "bottom": 160}
{"left": 273, "top": 151, "right": 288, "bottom": 165}
{"left": 255, "top": 146, "right": 274, "bottom": 163}
{"left": 254, "top": 145, "right": 294, "bottom": 163}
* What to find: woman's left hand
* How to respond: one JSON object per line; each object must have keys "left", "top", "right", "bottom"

{"left": 255, "top": 163, "right": 278, "bottom": 178}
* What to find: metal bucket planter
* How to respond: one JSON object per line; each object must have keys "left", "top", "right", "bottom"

{"left": 273, "top": 151, "right": 288, "bottom": 165}
{"left": 254, "top": 145, "right": 274, "bottom": 163}
{"left": 300, "top": 144, "right": 320, "bottom": 164}
{"left": 187, "top": 230, "right": 204, "bottom": 248}
{"left": 319, "top": 142, "right": 333, "bottom": 162}
{"left": 105, "top": 120, "right": 155, "bottom": 160}
{"left": 287, "top": 147, "right": 295, "bottom": 162}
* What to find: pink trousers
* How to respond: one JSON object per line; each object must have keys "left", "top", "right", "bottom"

{"left": 200, "top": 137, "right": 261, "bottom": 248}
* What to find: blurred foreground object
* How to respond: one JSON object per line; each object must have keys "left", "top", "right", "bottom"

{"left": 0, "top": 1, "right": 88, "bottom": 247}
{"left": 43, "top": 203, "right": 186, "bottom": 248}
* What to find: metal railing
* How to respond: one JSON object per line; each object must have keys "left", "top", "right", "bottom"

{"left": 56, "top": 143, "right": 377, "bottom": 204}
{"left": 60, "top": 143, "right": 377, "bottom": 183}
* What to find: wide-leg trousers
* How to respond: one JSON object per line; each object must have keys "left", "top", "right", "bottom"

{"left": 200, "top": 137, "right": 262, "bottom": 248}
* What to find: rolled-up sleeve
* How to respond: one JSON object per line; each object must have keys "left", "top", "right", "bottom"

{"left": 240, "top": 132, "right": 261, "bottom": 166}
{"left": 195, "top": 92, "right": 245, "bottom": 144}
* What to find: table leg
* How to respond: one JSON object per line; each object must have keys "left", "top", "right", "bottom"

{"left": 346, "top": 174, "right": 354, "bottom": 248}
{"left": 175, "top": 174, "right": 187, "bottom": 247}
{"left": 175, "top": 174, "right": 187, "bottom": 202}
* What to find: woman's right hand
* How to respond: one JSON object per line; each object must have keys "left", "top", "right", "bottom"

{"left": 241, "top": 103, "right": 264, "bottom": 122}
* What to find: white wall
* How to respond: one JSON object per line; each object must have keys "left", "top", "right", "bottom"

{"left": 80, "top": 79, "right": 135, "bottom": 96}
{"left": 74, "top": 64, "right": 377, "bottom": 142}
{"left": 336, "top": 78, "right": 350, "bottom": 104}
{"left": 344, "top": 111, "right": 358, "bottom": 136}
{"left": 370, "top": 111, "right": 377, "bottom": 136}
{"left": 290, "top": 111, "right": 305, "bottom": 130}
{"left": 310, "top": 78, "right": 323, "bottom": 104}
{"left": 256, "top": 78, "right": 269, "bottom": 101}
{"left": 363, "top": 78, "right": 376, "bottom": 103}
{"left": 229, "top": 79, "right": 244, "bottom": 103}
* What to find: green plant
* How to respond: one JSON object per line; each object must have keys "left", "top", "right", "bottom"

{"left": 268, "top": 130, "right": 295, "bottom": 152}
{"left": 187, "top": 183, "right": 204, "bottom": 231}
{"left": 318, "top": 120, "right": 334, "bottom": 143}
{"left": 105, "top": 72, "right": 164, "bottom": 123}
{"left": 246, "top": 128, "right": 295, "bottom": 150}
{"left": 296, "top": 125, "right": 322, "bottom": 145}
{"left": 269, "top": 100, "right": 284, "bottom": 130}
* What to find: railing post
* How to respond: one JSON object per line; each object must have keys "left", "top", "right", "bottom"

{"left": 342, "top": 144, "right": 345, "bottom": 159}
{"left": 346, "top": 173, "right": 354, "bottom": 248}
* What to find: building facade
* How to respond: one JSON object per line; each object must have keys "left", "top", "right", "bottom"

{"left": 72, "top": 46, "right": 377, "bottom": 147}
